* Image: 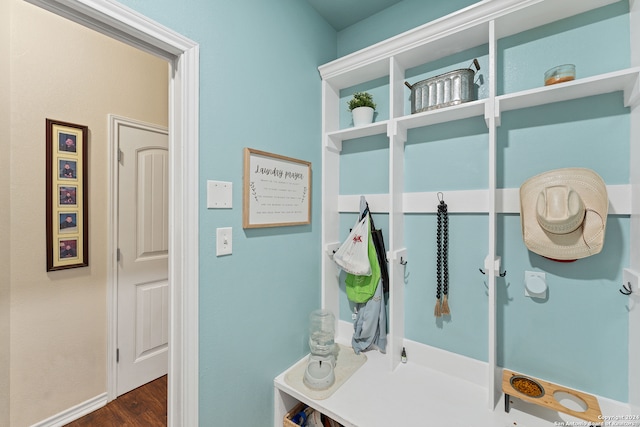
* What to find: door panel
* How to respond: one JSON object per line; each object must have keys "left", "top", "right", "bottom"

{"left": 117, "top": 120, "right": 168, "bottom": 396}
{"left": 135, "top": 280, "right": 168, "bottom": 360}
{"left": 136, "top": 149, "right": 168, "bottom": 258}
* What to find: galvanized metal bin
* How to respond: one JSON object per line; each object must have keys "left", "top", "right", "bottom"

{"left": 405, "top": 60, "right": 480, "bottom": 114}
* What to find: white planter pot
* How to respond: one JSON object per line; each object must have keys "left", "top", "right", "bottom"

{"left": 351, "top": 106, "right": 374, "bottom": 127}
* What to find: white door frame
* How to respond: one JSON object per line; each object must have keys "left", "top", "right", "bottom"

{"left": 108, "top": 114, "right": 169, "bottom": 397}
{"left": 24, "top": 1, "right": 200, "bottom": 426}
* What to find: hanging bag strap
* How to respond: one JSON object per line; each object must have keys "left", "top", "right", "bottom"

{"left": 366, "top": 203, "right": 390, "bottom": 293}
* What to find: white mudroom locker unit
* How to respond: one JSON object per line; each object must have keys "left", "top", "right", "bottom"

{"left": 275, "top": 0, "right": 640, "bottom": 425}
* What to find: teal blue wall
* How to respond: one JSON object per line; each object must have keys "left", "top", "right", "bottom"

{"left": 336, "top": 2, "right": 632, "bottom": 402}
{"left": 497, "top": 214, "right": 629, "bottom": 402}
{"left": 116, "top": 0, "right": 335, "bottom": 425}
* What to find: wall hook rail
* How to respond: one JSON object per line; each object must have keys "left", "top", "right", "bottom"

{"left": 620, "top": 281, "right": 633, "bottom": 296}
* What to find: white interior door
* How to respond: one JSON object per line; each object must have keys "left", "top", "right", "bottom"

{"left": 117, "top": 118, "right": 169, "bottom": 396}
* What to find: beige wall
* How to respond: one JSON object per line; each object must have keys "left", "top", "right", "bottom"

{"left": 9, "top": 1, "right": 168, "bottom": 425}
{"left": 1, "top": 0, "right": 11, "bottom": 425}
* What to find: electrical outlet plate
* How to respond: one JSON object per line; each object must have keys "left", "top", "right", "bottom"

{"left": 207, "top": 180, "right": 232, "bottom": 209}
{"left": 216, "top": 227, "right": 232, "bottom": 256}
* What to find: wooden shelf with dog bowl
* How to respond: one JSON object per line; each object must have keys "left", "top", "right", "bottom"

{"left": 502, "top": 369, "right": 603, "bottom": 424}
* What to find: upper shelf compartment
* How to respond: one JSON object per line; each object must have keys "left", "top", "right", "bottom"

{"left": 339, "top": 77, "right": 390, "bottom": 129}
{"left": 318, "top": 0, "right": 619, "bottom": 90}
{"left": 496, "top": 67, "right": 640, "bottom": 114}
{"left": 325, "top": 121, "right": 389, "bottom": 151}
{"left": 496, "top": 0, "right": 630, "bottom": 96}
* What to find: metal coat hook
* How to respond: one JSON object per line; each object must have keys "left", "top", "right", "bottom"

{"left": 620, "top": 281, "right": 633, "bottom": 296}
{"left": 400, "top": 257, "right": 407, "bottom": 266}
{"left": 479, "top": 268, "right": 507, "bottom": 277}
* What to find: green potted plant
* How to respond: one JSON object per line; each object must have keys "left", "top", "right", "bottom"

{"left": 348, "top": 92, "right": 376, "bottom": 127}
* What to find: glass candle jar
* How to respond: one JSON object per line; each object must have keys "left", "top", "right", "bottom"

{"left": 544, "top": 64, "right": 576, "bottom": 86}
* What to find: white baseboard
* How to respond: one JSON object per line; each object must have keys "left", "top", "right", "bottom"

{"left": 30, "top": 393, "right": 107, "bottom": 427}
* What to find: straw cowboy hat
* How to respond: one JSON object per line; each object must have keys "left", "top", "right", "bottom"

{"left": 519, "top": 168, "right": 608, "bottom": 261}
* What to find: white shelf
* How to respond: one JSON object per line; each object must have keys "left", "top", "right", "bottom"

{"left": 397, "top": 99, "right": 488, "bottom": 132}
{"left": 326, "top": 121, "right": 388, "bottom": 147}
{"left": 496, "top": 67, "right": 640, "bottom": 115}
{"left": 274, "top": 340, "right": 633, "bottom": 427}
{"left": 331, "top": 67, "right": 640, "bottom": 140}
{"left": 275, "top": 352, "right": 495, "bottom": 427}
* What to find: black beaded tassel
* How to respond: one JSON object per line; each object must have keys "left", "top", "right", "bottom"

{"left": 435, "top": 193, "right": 450, "bottom": 317}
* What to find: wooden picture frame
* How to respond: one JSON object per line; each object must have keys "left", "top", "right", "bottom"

{"left": 243, "top": 148, "right": 311, "bottom": 228}
{"left": 46, "top": 119, "right": 89, "bottom": 271}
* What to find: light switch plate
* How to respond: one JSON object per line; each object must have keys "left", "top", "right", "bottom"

{"left": 216, "top": 227, "right": 232, "bottom": 256}
{"left": 207, "top": 180, "right": 232, "bottom": 209}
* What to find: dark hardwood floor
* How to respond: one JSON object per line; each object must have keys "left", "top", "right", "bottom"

{"left": 65, "top": 375, "right": 167, "bottom": 427}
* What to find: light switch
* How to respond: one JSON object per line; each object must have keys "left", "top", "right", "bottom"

{"left": 207, "top": 180, "right": 232, "bottom": 209}
{"left": 216, "top": 227, "right": 232, "bottom": 256}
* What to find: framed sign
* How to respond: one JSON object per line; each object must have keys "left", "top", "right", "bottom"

{"left": 46, "top": 119, "right": 89, "bottom": 271}
{"left": 243, "top": 148, "right": 311, "bottom": 228}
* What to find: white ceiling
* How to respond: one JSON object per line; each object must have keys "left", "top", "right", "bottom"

{"left": 307, "top": 0, "right": 404, "bottom": 31}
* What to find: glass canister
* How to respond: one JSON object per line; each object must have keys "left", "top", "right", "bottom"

{"left": 544, "top": 64, "right": 576, "bottom": 86}
{"left": 308, "top": 309, "right": 335, "bottom": 357}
